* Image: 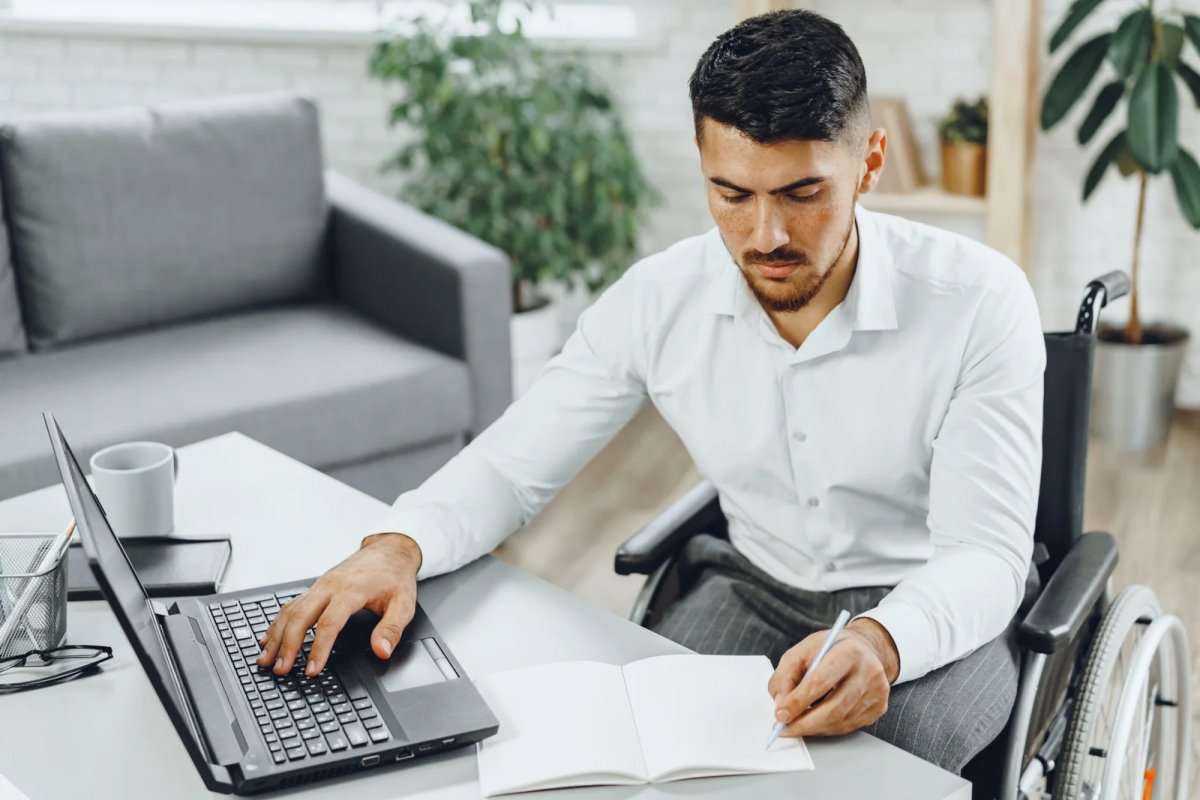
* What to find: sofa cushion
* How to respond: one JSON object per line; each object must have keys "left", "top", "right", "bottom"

{"left": 0, "top": 92, "right": 327, "bottom": 350}
{"left": 0, "top": 173, "right": 27, "bottom": 356}
{"left": 0, "top": 306, "right": 472, "bottom": 499}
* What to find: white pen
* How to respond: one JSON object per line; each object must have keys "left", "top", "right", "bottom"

{"left": 765, "top": 608, "right": 852, "bottom": 750}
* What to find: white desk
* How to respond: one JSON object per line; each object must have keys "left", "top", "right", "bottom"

{"left": 0, "top": 433, "right": 970, "bottom": 799}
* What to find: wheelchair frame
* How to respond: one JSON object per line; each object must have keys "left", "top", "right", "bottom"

{"left": 613, "top": 272, "right": 1193, "bottom": 799}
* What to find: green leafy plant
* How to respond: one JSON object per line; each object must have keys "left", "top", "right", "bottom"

{"left": 938, "top": 96, "right": 988, "bottom": 145}
{"left": 368, "top": 0, "right": 657, "bottom": 312}
{"left": 1041, "top": 0, "right": 1200, "bottom": 344}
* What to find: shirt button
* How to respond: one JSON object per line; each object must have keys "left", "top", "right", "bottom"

{"left": 792, "top": 431, "right": 807, "bottom": 443}
{"left": 807, "top": 497, "right": 820, "bottom": 508}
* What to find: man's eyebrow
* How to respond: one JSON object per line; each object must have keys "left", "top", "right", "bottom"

{"left": 708, "top": 176, "right": 827, "bottom": 194}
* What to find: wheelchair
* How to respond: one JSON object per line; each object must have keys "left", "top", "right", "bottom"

{"left": 613, "top": 272, "right": 1193, "bottom": 800}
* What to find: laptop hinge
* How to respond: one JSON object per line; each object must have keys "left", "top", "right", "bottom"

{"left": 147, "top": 608, "right": 237, "bottom": 791}
{"left": 152, "top": 609, "right": 216, "bottom": 759}
{"left": 162, "top": 613, "right": 249, "bottom": 768}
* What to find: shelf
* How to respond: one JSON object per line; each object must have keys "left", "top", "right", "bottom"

{"left": 859, "top": 186, "right": 987, "bottom": 216}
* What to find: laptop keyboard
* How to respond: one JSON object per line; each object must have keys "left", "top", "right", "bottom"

{"left": 207, "top": 589, "right": 392, "bottom": 766}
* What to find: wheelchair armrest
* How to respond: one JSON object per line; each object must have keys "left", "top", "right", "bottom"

{"left": 614, "top": 480, "right": 721, "bottom": 575}
{"left": 1018, "top": 531, "right": 1118, "bottom": 654}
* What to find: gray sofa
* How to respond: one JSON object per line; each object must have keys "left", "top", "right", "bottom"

{"left": 0, "top": 92, "right": 511, "bottom": 503}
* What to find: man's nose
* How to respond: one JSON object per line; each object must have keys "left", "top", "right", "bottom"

{"left": 749, "top": 203, "right": 789, "bottom": 254}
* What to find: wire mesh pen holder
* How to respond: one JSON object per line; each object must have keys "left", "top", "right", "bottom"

{"left": 0, "top": 534, "right": 69, "bottom": 658}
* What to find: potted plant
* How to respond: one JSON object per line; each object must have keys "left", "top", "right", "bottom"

{"left": 938, "top": 96, "right": 988, "bottom": 197}
{"left": 369, "top": 0, "right": 656, "bottom": 398}
{"left": 1041, "top": 2, "right": 1200, "bottom": 449}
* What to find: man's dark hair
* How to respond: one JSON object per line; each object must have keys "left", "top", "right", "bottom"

{"left": 689, "top": 10, "right": 869, "bottom": 146}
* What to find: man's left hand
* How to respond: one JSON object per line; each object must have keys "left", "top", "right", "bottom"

{"left": 766, "top": 618, "right": 901, "bottom": 737}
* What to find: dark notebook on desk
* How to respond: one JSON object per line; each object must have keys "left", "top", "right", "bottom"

{"left": 67, "top": 535, "right": 232, "bottom": 600}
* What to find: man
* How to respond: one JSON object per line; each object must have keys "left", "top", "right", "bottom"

{"left": 258, "top": 9, "right": 1045, "bottom": 774}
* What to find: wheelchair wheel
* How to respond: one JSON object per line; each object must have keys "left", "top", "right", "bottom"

{"left": 1053, "top": 585, "right": 1192, "bottom": 800}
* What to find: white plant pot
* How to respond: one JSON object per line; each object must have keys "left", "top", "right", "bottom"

{"left": 510, "top": 298, "right": 561, "bottom": 399}
{"left": 542, "top": 276, "right": 592, "bottom": 345}
{"left": 1090, "top": 322, "right": 1189, "bottom": 450}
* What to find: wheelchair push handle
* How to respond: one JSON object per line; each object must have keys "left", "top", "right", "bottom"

{"left": 1076, "top": 270, "right": 1130, "bottom": 335}
{"left": 1091, "top": 271, "right": 1130, "bottom": 304}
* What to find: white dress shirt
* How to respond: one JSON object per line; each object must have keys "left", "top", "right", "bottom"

{"left": 380, "top": 204, "right": 1045, "bottom": 685}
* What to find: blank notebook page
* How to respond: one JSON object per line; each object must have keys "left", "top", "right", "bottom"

{"left": 621, "top": 654, "right": 814, "bottom": 781}
{"left": 475, "top": 661, "right": 648, "bottom": 795}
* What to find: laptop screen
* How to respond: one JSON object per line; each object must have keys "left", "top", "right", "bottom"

{"left": 43, "top": 413, "right": 205, "bottom": 759}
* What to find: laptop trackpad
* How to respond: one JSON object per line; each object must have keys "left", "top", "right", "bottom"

{"left": 337, "top": 610, "right": 459, "bottom": 691}
{"left": 366, "top": 641, "right": 448, "bottom": 693}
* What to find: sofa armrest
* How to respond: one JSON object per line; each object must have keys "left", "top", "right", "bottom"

{"left": 325, "top": 171, "right": 512, "bottom": 437}
{"left": 615, "top": 480, "right": 722, "bottom": 575}
{"left": 1018, "top": 531, "right": 1119, "bottom": 654}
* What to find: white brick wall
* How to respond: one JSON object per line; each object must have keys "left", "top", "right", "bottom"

{"left": 0, "top": 26, "right": 408, "bottom": 193}
{"left": 0, "top": 0, "right": 1197, "bottom": 403}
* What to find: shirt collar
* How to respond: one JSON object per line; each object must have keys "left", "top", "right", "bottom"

{"left": 704, "top": 230, "right": 744, "bottom": 317}
{"left": 704, "top": 204, "right": 898, "bottom": 333}
{"left": 847, "top": 204, "right": 898, "bottom": 332}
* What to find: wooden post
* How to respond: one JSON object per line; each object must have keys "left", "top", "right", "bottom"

{"left": 985, "top": 0, "right": 1040, "bottom": 269}
{"left": 737, "top": 0, "right": 791, "bottom": 21}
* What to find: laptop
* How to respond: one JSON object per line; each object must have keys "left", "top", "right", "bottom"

{"left": 44, "top": 413, "right": 499, "bottom": 794}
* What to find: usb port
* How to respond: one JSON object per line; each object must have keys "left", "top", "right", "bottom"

{"left": 417, "top": 743, "right": 436, "bottom": 753}
{"left": 360, "top": 755, "right": 381, "bottom": 767}
{"left": 396, "top": 749, "right": 415, "bottom": 761}
{"left": 441, "top": 738, "right": 456, "bottom": 745}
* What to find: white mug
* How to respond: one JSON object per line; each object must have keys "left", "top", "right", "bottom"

{"left": 89, "top": 442, "right": 178, "bottom": 539}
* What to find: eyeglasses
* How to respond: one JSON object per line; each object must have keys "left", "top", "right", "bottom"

{"left": 0, "top": 645, "right": 113, "bottom": 694}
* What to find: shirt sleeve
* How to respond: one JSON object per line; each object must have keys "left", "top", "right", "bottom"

{"left": 374, "top": 267, "right": 649, "bottom": 580}
{"left": 858, "top": 268, "right": 1046, "bottom": 684}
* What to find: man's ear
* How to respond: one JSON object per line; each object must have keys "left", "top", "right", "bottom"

{"left": 858, "top": 127, "right": 887, "bottom": 195}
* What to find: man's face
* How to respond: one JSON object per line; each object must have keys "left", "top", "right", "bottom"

{"left": 697, "top": 117, "right": 867, "bottom": 313}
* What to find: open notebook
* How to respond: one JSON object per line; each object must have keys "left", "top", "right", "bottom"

{"left": 475, "top": 654, "right": 814, "bottom": 797}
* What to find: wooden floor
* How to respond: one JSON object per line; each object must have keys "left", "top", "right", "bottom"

{"left": 494, "top": 403, "right": 1200, "bottom": 790}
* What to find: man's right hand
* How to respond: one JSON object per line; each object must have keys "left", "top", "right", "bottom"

{"left": 256, "top": 532, "right": 423, "bottom": 678}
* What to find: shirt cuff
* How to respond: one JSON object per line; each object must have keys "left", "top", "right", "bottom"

{"left": 370, "top": 507, "right": 456, "bottom": 581}
{"left": 854, "top": 602, "right": 936, "bottom": 685}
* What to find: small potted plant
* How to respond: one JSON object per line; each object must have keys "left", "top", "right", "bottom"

{"left": 1041, "top": 2, "right": 1200, "bottom": 449}
{"left": 369, "top": 0, "right": 656, "bottom": 397}
{"left": 938, "top": 96, "right": 988, "bottom": 197}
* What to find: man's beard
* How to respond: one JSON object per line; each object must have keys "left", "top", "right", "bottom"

{"left": 734, "top": 204, "right": 857, "bottom": 314}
